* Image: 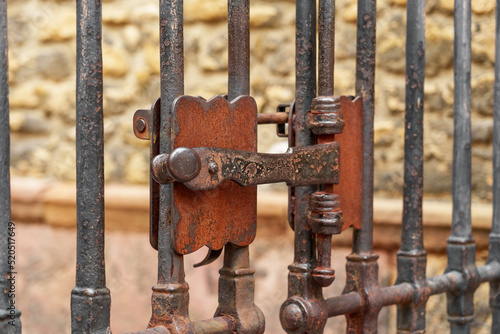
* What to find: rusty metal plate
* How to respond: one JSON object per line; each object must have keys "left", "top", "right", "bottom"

{"left": 171, "top": 95, "right": 257, "bottom": 254}
{"left": 334, "top": 96, "right": 363, "bottom": 230}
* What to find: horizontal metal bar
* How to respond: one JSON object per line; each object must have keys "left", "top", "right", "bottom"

{"left": 257, "top": 112, "right": 289, "bottom": 124}
{"left": 126, "top": 326, "right": 170, "bottom": 334}
{"left": 326, "top": 291, "right": 364, "bottom": 317}
{"left": 381, "top": 283, "right": 414, "bottom": 306}
{"left": 326, "top": 262, "right": 500, "bottom": 318}
{"left": 193, "top": 317, "right": 235, "bottom": 334}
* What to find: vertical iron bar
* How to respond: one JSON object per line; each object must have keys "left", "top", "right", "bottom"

{"left": 71, "top": 0, "right": 111, "bottom": 332}
{"left": 445, "top": 0, "right": 479, "bottom": 332}
{"left": 395, "top": 0, "right": 428, "bottom": 332}
{"left": 149, "top": 0, "right": 191, "bottom": 330}
{"left": 228, "top": 0, "right": 249, "bottom": 101}
{"left": 281, "top": 1, "right": 329, "bottom": 333}
{"left": 488, "top": 0, "right": 500, "bottom": 331}
{"left": 352, "top": 0, "right": 376, "bottom": 256}
{"left": 343, "top": 0, "right": 381, "bottom": 332}
{"left": 318, "top": 0, "right": 335, "bottom": 97}
{"left": 293, "top": 0, "right": 316, "bottom": 267}
{"left": 217, "top": 2, "right": 264, "bottom": 332}
{"left": 0, "top": 1, "right": 21, "bottom": 332}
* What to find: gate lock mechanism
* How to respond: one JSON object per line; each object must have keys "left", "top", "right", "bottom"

{"left": 151, "top": 144, "right": 339, "bottom": 189}
{"left": 134, "top": 94, "right": 363, "bottom": 275}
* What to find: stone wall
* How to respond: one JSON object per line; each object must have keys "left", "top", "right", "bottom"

{"left": 6, "top": 0, "right": 497, "bottom": 201}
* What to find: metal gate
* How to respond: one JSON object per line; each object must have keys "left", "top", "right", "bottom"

{"left": 1, "top": 0, "right": 500, "bottom": 333}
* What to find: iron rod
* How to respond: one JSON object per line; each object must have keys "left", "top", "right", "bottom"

{"left": 157, "top": 0, "right": 184, "bottom": 287}
{"left": 343, "top": 0, "right": 380, "bottom": 332}
{"left": 352, "top": 0, "right": 376, "bottom": 255}
{"left": 489, "top": 1, "right": 500, "bottom": 331}
{"left": 228, "top": 0, "right": 250, "bottom": 101}
{"left": 257, "top": 112, "right": 289, "bottom": 124}
{"left": 396, "top": 0, "right": 427, "bottom": 332}
{"left": 0, "top": 1, "right": 20, "bottom": 332}
{"left": 149, "top": 0, "right": 190, "bottom": 330}
{"left": 219, "top": 3, "right": 264, "bottom": 333}
{"left": 318, "top": 0, "right": 335, "bottom": 97}
{"left": 399, "top": 0, "right": 426, "bottom": 256}
{"left": 194, "top": 317, "right": 235, "bottom": 334}
{"left": 450, "top": 0, "right": 472, "bottom": 241}
{"left": 293, "top": 0, "right": 317, "bottom": 266}
{"left": 326, "top": 292, "right": 364, "bottom": 317}
{"left": 381, "top": 284, "right": 414, "bottom": 307}
{"left": 446, "top": 0, "right": 477, "bottom": 332}
{"left": 72, "top": 0, "right": 111, "bottom": 332}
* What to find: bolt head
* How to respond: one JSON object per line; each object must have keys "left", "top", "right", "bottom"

{"left": 208, "top": 162, "right": 219, "bottom": 174}
{"left": 135, "top": 118, "right": 147, "bottom": 133}
{"left": 167, "top": 147, "right": 201, "bottom": 183}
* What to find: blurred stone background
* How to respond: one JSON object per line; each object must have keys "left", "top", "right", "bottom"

{"left": 4, "top": 0, "right": 498, "bottom": 333}
{"left": 6, "top": 0, "right": 497, "bottom": 201}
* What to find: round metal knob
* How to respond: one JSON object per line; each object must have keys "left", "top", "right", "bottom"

{"left": 167, "top": 147, "right": 201, "bottom": 183}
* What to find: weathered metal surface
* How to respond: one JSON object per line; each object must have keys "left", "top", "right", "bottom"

{"left": 169, "top": 95, "right": 257, "bottom": 254}
{"left": 222, "top": 1, "right": 263, "bottom": 332}
{"left": 395, "top": 0, "right": 428, "bottom": 332}
{"left": 333, "top": 96, "right": 363, "bottom": 231}
{"left": 152, "top": 143, "right": 340, "bottom": 189}
{"left": 308, "top": 192, "right": 342, "bottom": 287}
{"left": 276, "top": 103, "right": 293, "bottom": 138}
{"left": 215, "top": 244, "right": 265, "bottom": 333}
{"left": 71, "top": 0, "right": 111, "bottom": 332}
{"left": 132, "top": 98, "right": 162, "bottom": 250}
{"left": 308, "top": 96, "right": 345, "bottom": 136}
{"left": 0, "top": 1, "right": 21, "bottom": 332}
{"left": 446, "top": 0, "right": 479, "bottom": 333}
{"left": 318, "top": 0, "right": 335, "bottom": 97}
{"left": 489, "top": 1, "right": 500, "bottom": 330}
{"left": 257, "top": 112, "right": 289, "bottom": 125}
{"left": 343, "top": 0, "right": 380, "bottom": 332}
{"left": 281, "top": 0, "right": 329, "bottom": 333}
{"left": 148, "top": 0, "right": 191, "bottom": 331}
{"left": 149, "top": 99, "right": 161, "bottom": 250}
{"left": 133, "top": 109, "right": 152, "bottom": 140}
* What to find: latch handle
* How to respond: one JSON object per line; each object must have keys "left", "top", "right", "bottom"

{"left": 152, "top": 143, "right": 340, "bottom": 190}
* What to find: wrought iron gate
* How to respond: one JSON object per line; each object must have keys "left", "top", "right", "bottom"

{"left": 0, "top": 0, "right": 500, "bottom": 333}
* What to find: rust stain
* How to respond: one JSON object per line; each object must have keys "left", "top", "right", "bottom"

{"left": 334, "top": 96, "right": 364, "bottom": 230}
{"left": 171, "top": 95, "right": 257, "bottom": 254}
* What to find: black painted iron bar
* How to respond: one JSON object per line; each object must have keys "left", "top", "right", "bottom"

{"left": 293, "top": 0, "right": 316, "bottom": 267}
{"left": 396, "top": 0, "right": 427, "bottom": 332}
{"left": 489, "top": 1, "right": 500, "bottom": 331}
{"left": 318, "top": 0, "right": 335, "bottom": 97}
{"left": 149, "top": 0, "right": 190, "bottom": 330}
{"left": 71, "top": 0, "right": 111, "bottom": 332}
{"left": 218, "top": 2, "right": 263, "bottom": 333}
{"left": 352, "top": 0, "right": 376, "bottom": 255}
{"left": 450, "top": 2, "right": 472, "bottom": 242}
{"left": 228, "top": 0, "right": 249, "bottom": 101}
{"left": 446, "top": 0, "right": 478, "bottom": 332}
{"left": 343, "top": 0, "right": 380, "bottom": 331}
{"left": 280, "top": 1, "right": 326, "bottom": 332}
{"left": 0, "top": 1, "right": 21, "bottom": 332}
{"left": 157, "top": 0, "right": 184, "bottom": 287}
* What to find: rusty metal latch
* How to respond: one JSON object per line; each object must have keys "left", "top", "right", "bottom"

{"left": 151, "top": 143, "right": 340, "bottom": 189}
